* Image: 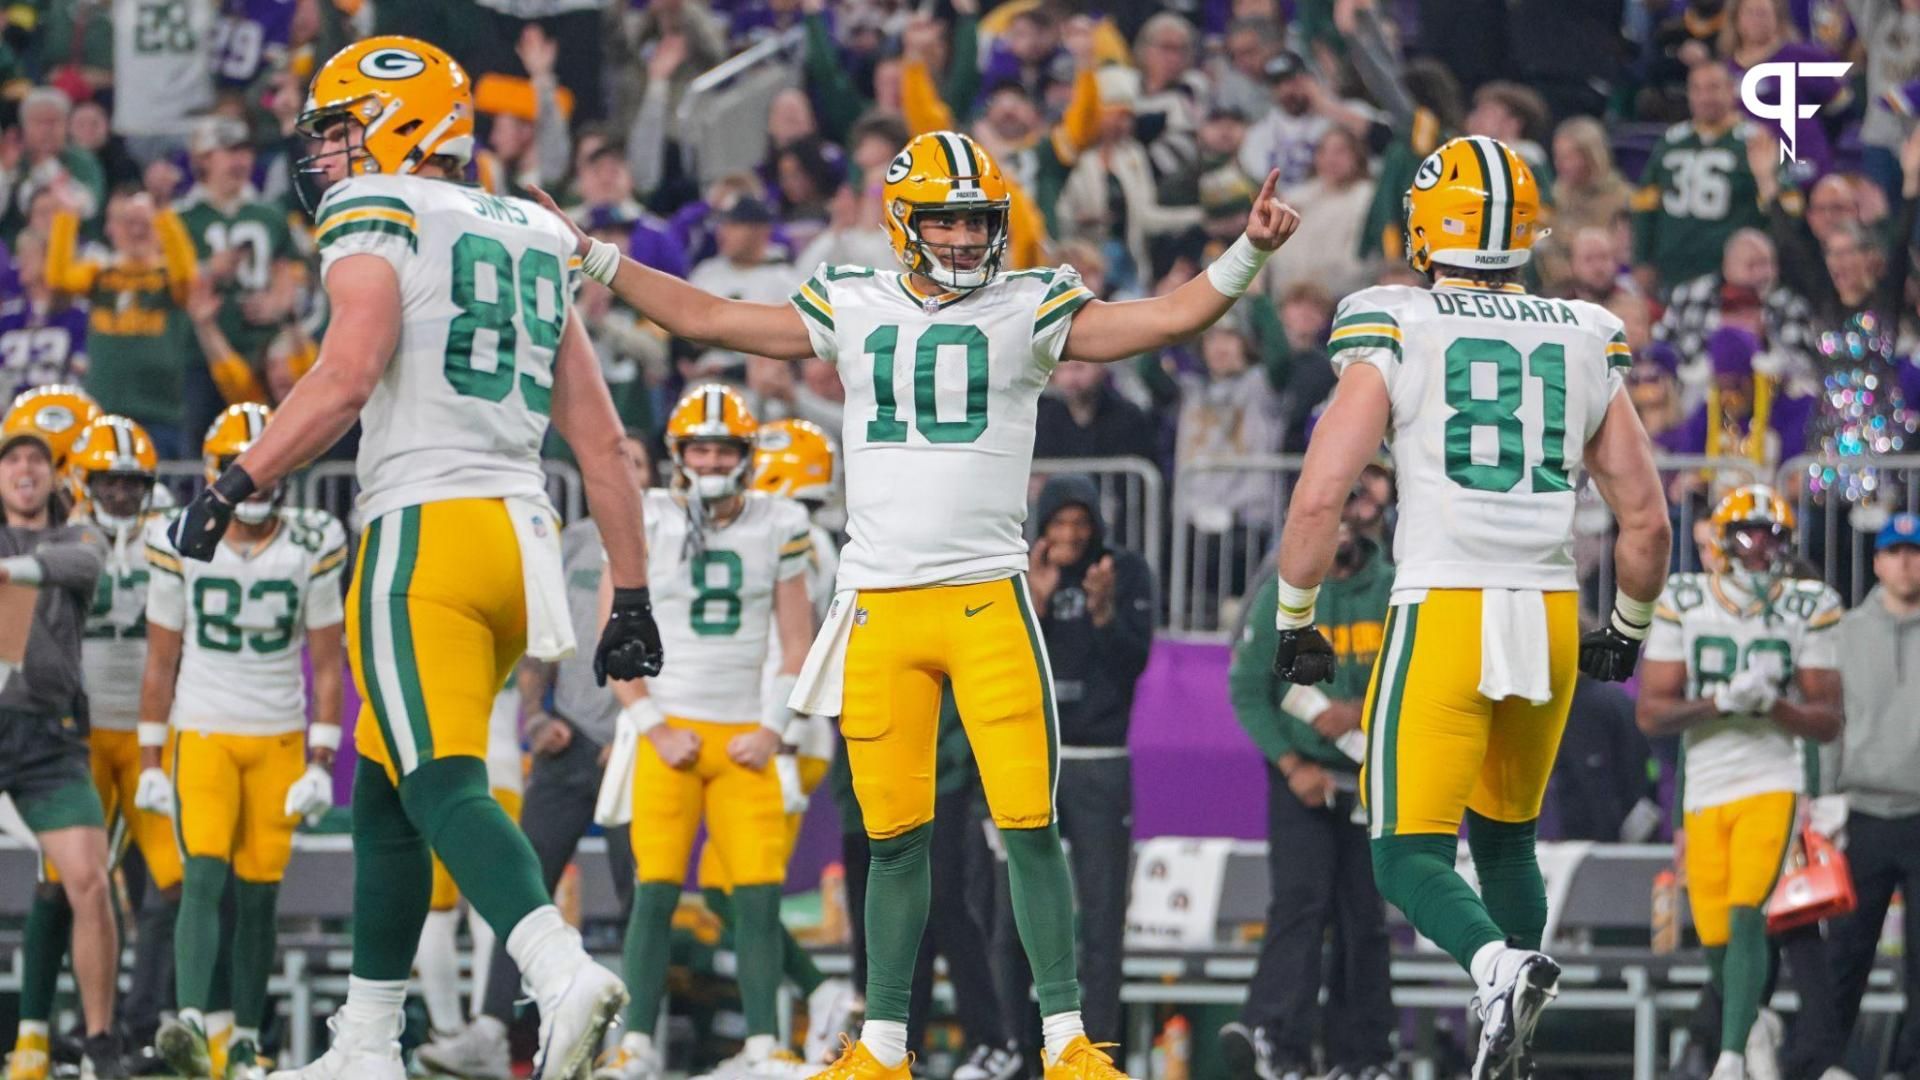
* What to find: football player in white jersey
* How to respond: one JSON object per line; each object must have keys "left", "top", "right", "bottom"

{"left": 1270, "top": 135, "right": 1672, "bottom": 1080}
{"left": 595, "top": 385, "right": 816, "bottom": 1080}
{"left": 146, "top": 404, "right": 348, "bottom": 1080}
{"left": 164, "top": 36, "right": 662, "bottom": 1080}
{"left": 1637, "top": 486, "right": 1843, "bottom": 1080}
{"left": 535, "top": 128, "right": 1299, "bottom": 1080}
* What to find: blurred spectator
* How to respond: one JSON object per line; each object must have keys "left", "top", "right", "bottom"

{"left": 1607, "top": 289, "right": 1658, "bottom": 355}
{"left": 576, "top": 255, "right": 669, "bottom": 439}
{"left": 67, "top": 100, "right": 138, "bottom": 194}
{"left": 0, "top": 229, "right": 88, "bottom": 398}
{"left": 470, "top": 27, "right": 573, "bottom": 197}
{"left": 796, "top": 177, "right": 894, "bottom": 273}
{"left": 1132, "top": 13, "right": 1208, "bottom": 194}
{"left": 1174, "top": 320, "right": 1283, "bottom": 536}
{"left": 1548, "top": 676, "right": 1657, "bottom": 842}
{"left": 1659, "top": 326, "right": 1813, "bottom": 471}
{"left": 1628, "top": 342, "right": 1687, "bottom": 445}
{"left": 1057, "top": 66, "right": 1202, "bottom": 293}
{"left": 1464, "top": 81, "right": 1553, "bottom": 180}
{"left": 566, "top": 140, "right": 647, "bottom": 229}
{"left": 183, "top": 274, "right": 268, "bottom": 407}
{"left": 46, "top": 189, "right": 197, "bottom": 455}
{"left": 620, "top": 7, "right": 727, "bottom": 203}
{"left": 1034, "top": 360, "right": 1157, "bottom": 464}
{"left": 1807, "top": 133, "right": 1920, "bottom": 329}
{"left": 1558, "top": 225, "right": 1638, "bottom": 305}
{"left": 1236, "top": 50, "right": 1375, "bottom": 191}
{"left": 1272, "top": 281, "right": 1338, "bottom": 453}
{"left": 1344, "top": 0, "right": 1465, "bottom": 264}
{"left": 1654, "top": 230, "right": 1817, "bottom": 395}
{"left": 1, "top": 88, "right": 106, "bottom": 241}
{"left": 1261, "top": 127, "right": 1376, "bottom": 300}
{"left": 1753, "top": 155, "right": 1871, "bottom": 312}
{"left": 111, "top": 0, "right": 214, "bottom": 163}
{"left": 1725, "top": 0, "right": 1847, "bottom": 181}
{"left": 1633, "top": 62, "right": 1764, "bottom": 291}
{"left": 209, "top": 0, "right": 297, "bottom": 91}
{"left": 1215, "top": 17, "right": 1283, "bottom": 119}
{"left": 1536, "top": 117, "right": 1634, "bottom": 288}
{"left": 687, "top": 195, "right": 795, "bottom": 377}
{"left": 1643, "top": 0, "right": 1731, "bottom": 121}
{"left": 769, "top": 134, "right": 842, "bottom": 253}
{"left": 1223, "top": 491, "right": 1394, "bottom": 1080}
{"left": 978, "top": 4, "right": 1075, "bottom": 112}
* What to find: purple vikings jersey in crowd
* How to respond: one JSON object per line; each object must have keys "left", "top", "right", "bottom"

{"left": 211, "top": 0, "right": 297, "bottom": 88}
{"left": 0, "top": 299, "right": 89, "bottom": 398}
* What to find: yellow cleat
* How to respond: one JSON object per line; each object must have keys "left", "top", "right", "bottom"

{"left": 5, "top": 1029, "right": 50, "bottom": 1080}
{"left": 1042, "top": 1037, "right": 1132, "bottom": 1080}
{"left": 807, "top": 1037, "right": 914, "bottom": 1079}
{"left": 209, "top": 1020, "right": 232, "bottom": 1077}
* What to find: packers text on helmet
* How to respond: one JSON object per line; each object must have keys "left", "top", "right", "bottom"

{"left": 753, "top": 418, "right": 836, "bottom": 505}
{"left": 882, "top": 131, "right": 1012, "bottom": 291}
{"left": 296, "top": 36, "right": 474, "bottom": 199}
{"left": 666, "top": 384, "right": 759, "bottom": 502}
{"left": 203, "top": 403, "right": 280, "bottom": 525}
{"left": 71, "top": 415, "right": 158, "bottom": 531}
{"left": 1403, "top": 136, "right": 1543, "bottom": 275}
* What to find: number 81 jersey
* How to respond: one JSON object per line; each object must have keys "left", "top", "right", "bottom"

{"left": 1330, "top": 281, "right": 1630, "bottom": 594}
{"left": 144, "top": 508, "right": 349, "bottom": 735}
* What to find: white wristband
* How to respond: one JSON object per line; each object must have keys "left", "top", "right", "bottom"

{"left": 0, "top": 556, "right": 42, "bottom": 586}
{"left": 306, "top": 723, "right": 341, "bottom": 752}
{"left": 764, "top": 673, "right": 799, "bottom": 733}
{"left": 624, "top": 697, "right": 666, "bottom": 734}
{"left": 1612, "top": 592, "right": 1656, "bottom": 641}
{"left": 581, "top": 238, "right": 622, "bottom": 286}
{"left": 1274, "top": 577, "right": 1319, "bottom": 630}
{"left": 1204, "top": 234, "right": 1272, "bottom": 299}
{"left": 1280, "top": 683, "right": 1332, "bottom": 723}
{"left": 137, "top": 721, "right": 168, "bottom": 749}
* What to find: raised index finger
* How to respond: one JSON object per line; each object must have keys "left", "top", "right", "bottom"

{"left": 1257, "top": 169, "right": 1280, "bottom": 207}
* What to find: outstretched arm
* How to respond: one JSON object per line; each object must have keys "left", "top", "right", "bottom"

{"left": 1062, "top": 170, "right": 1299, "bottom": 363}
{"left": 529, "top": 186, "right": 816, "bottom": 361}
{"left": 1275, "top": 364, "right": 1390, "bottom": 591}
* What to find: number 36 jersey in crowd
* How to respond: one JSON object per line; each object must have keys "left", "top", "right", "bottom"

{"left": 1644, "top": 572, "right": 1844, "bottom": 812}
{"left": 790, "top": 264, "right": 1093, "bottom": 590}
{"left": 638, "top": 490, "right": 813, "bottom": 722}
{"left": 313, "top": 174, "right": 582, "bottom": 521}
{"left": 144, "top": 508, "right": 348, "bottom": 734}
{"left": 1329, "top": 280, "right": 1631, "bottom": 595}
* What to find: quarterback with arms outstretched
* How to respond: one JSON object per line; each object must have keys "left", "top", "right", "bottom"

{"left": 165, "top": 36, "right": 665, "bottom": 1080}
{"left": 1271, "top": 136, "right": 1672, "bottom": 1079}
{"left": 536, "top": 129, "right": 1298, "bottom": 1080}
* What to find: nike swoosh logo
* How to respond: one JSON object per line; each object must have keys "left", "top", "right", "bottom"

{"left": 965, "top": 602, "right": 994, "bottom": 618}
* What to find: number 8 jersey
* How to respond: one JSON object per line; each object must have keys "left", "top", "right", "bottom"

{"left": 790, "top": 263, "right": 1093, "bottom": 589}
{"left": 1330, "top": 279, "right": 1631, "bottom": 594}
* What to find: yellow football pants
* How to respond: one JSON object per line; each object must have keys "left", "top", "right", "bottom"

{"left": 350, "top": 500, "right": 526, "bottom": 782}
{"left": 1360, "top": 589, "right": 1579, "bottom": 838}
{"left": 46, "top": 729, "right": 184, "bottom": 888}
{"left": 1684, "top": 790, "right": 1798, "bottom": 946}
{"left": 631, "top": 717, "right": 790, "bottom": 887}
{"left": 430, "top": 786, "right": 525, "bottom": 910}
{"left": 840, "top": 576, "right": 1056, "bottom": 840}
{"left": 171, "top": 729, "right": 305, "bottom": 883}
{"left": 698, "top": 755, "right": 830, "bottom": 892}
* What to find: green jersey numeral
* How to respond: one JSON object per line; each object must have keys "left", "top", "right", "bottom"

{"left": 863, "top": 323, "right": 990, "bottom": 445}
{"left": 690, "top": 551, "right": 743, "bottom": 637}
{"left": 192, "top": 576, "right": 300, "bottom": 654}
{"left": 1689, "top": 634, "right": 1795, "bottom": 697}
{"left": 444, "top": 232, "right": 562, "bottom": 415}
{"left": 1442, "top": 337, "right": 1571, "bottom": 494}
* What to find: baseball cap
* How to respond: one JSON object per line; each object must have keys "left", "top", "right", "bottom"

{"left": 0, "top": 428, "right": 52, "bottom": 461}
{"left": 1263, "top": 50, "right": 1307, "bottom": 83}
{"left": 1878, "top": 513, "right": 1920, "bottom": 551}
{"left": 719, "top": 196, "right": 775, "bottom": 225}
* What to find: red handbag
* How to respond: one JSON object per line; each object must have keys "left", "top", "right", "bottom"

{"left": 1766, "top": 826, "right": 1857, "bottom": 933}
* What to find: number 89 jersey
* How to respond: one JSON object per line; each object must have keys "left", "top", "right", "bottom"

{"left": 1330, "top": 281, "right": 1631, "bottom": 595}
{"left": 790, "top": 263, "right": 1093, "bottom": 590}
{"left": 1644, "top": 572, "right": 1843, "bottom": 811}
{"left": 314, "top": 174, "right": 582, "bottom": 522}
{"left": 144, "top": 508, "right": 349, "bottom": 735}
{"left": 641, "top": 490, "right": 813, "bottom": 722}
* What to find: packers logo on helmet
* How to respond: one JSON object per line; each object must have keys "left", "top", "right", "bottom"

{"left": 295, "top": 35, "right": 474, "bottom": 206}
{"left": 203, "top": 404, "right": 280, "bottom": 525}
{"left": 753, "top": 418, "right": 836, "bottom": 505}
{"left": 666, "top": 384, "right": 758, "bottom": 503}
{"left": 3, "top": 384, "right": 102, "bottom": 474}
{"left": 70, "top": 415, "right": 158, "bottom": 531}
{"left": 1709, "top": 483, "right": 1796, "bottom": 586}
{"left": 1402, "top": 136, "right": 1542, "bottom": 275}
{"left": 881, "top": 131, "right": 1012, "bottom": 292}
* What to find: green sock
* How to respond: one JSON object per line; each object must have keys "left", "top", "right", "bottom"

{"left": 209, "top": 889, "right": 236, "bottom": 1013}
{"left": 175, "top": 856, "right": 229, "bottom": 1012}
{"left": 732, "top": 884, "right": 785, "bottom": 1037}
{"left": 1465, "top": 811, "right": 1546, "bottom": 950}
{"left": 1001, "top": 824, "right": 1082, "bottom": 1017}
{"left": 351, "top": 757, "right": 433, "bottom": 981}
{"left": 401, "top": 757, "right": 550, "bottom": 936}
{"left": 624, "top": 882, "right": 681, "bottom": 1032}
{"left": 1721, "top": 907, "right": 1768, "bottom": 1054}
{"left": 784, "top": 925, "right": 826, "bottom": 995}
{"left": 20, "top": 886, "right": 72, "bottom": 1022}
{"left": 231, "top": 881, "right": 280, "bottom": 1030}
{"left": 863, "top": 825, "right": 932, "bottom": 1024}
{"left": 1371, "top": 832, "right": 1507, "bottom": 972}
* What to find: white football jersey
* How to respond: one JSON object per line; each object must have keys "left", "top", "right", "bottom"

{"left": 144, "top": 508, "right": 348, "bottom": 735}
{"left": 314, "top": 174, "right": 582, "bottom": 522}
{"left": 641, "top": 490, "right": 812, "bottom": 722}
{"left": 791, "top": 264, "right": 1093, "bottom": 589}
{"left": 1330, "top": 280, "right": 1630, "bottom": 595}
{"left": 1643, "top": 572, "right": 1843, "bottom": 812}
{"left": 81, "top": 512, "right": 165, "bottom": 731}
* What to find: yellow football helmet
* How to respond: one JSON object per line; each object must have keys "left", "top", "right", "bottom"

{"left": 1403, "top": 136, "right": 1543, "bottom": 274}
{"left": 666, "top": 384, "right": 758, "bottom": 502}
{"left": 296, "top": 36, "right": 474, "bottom": 185}
{"left": 753, "top": 418, "right": 836, "bottom": 505}
{"left": 70, "top": 415, "right": 158, "bottom": 531}
{"left": 881, "top": 131, "right": 1012, "bottom": 291}
{"left": 3, "top": 384, "right": 101, "bottom": 473}
{"left": 203, "top": 403, "right": 278, "bottom": 524}
{"left": 1709, "top": 483, "right": 1796, "bottom": 585}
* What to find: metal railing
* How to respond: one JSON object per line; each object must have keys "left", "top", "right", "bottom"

{"left": 1776, "top": 452, "right": 1920, "bottom": 607}
{"left": 1030, "top": 455, "right": 1165, "bottom": 582}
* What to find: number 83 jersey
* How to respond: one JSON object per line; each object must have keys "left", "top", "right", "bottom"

{"left": 1330, "top": 280, "right": 1631, "bottom": 594}
{"left": 144, "top": 508, "right": 349, "bottom": 735}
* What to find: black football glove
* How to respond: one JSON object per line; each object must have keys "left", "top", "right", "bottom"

{"left": 1579, "top": 618, "right": 1645, "bottom": 683}
{"left": 169, "top": 466, "right": 256, "bottom": 561}
{"left": 1273, "top": 625, "right": 1338, "bottom": 685}
{"left": 595, "top": 586, "right": 665, "bottom": 684}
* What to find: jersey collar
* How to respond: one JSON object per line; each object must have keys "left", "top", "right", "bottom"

{"left": 896, "top": 274, "right": 968, "bottom": 312}
{"left": 1433, "top": 276, "right": 1528, "bottom": 294}
{"left": 1709, "top": 572, "right": 1781, "bottom": 617}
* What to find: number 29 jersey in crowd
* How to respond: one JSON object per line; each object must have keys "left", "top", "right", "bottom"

{"left": 1328, "top": 280, "right": 1631, "bottom": 595}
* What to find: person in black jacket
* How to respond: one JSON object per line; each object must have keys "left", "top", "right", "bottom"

{"left": 1033, "top": 361, "right": 1159, "bottom": 465}
{"left": 991, "top": 474, "right": 1156, "bottom": 1055}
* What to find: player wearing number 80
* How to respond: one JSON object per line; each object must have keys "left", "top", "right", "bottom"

{"left": 1271, "top": 135, "right": 1672, "bottom": 1080}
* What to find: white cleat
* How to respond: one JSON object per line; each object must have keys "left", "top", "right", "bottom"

{"left": 1708, "top": 1050, "right": 1748, "bottom": 1080}
{"left": 1470, "top": 950, "right": 1560, "bottom": 1080}
{"left": 802, "top": 979, "right": 859, "bottom": 1065}
{"left": 693, "top": 1047, "right": 813, "bottom": 1080}
{"left": 1744, "top": 1008, "right": 1783, "bottom": 1080}
{"left": 592, "top": 1043, "right": 662, "bottom": 1080}
{"left": 535, "top": 961, "right": 628, "bottom": 1080}
{"left": 416, "top": 1017, "right": 512, "bottom": 1080}
{"left": 265, "top": 1012, "right": 406, "bottom": 1080}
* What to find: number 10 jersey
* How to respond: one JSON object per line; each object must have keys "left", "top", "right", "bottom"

{"left": 1329, "top": 280, "right": 1631, "bottom": 593}
{"left": 790, "top": 264, "right": 1093, "bottom": 590}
